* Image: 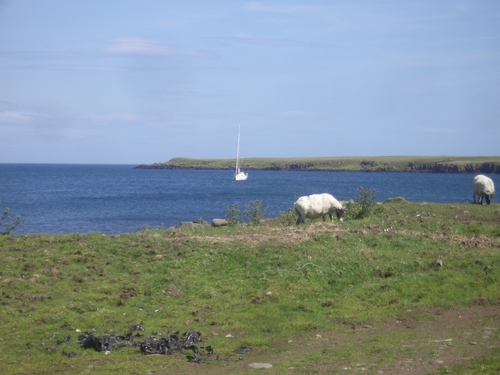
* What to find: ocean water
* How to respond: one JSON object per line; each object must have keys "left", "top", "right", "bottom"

{"left": 0, "top": 164, "right": 491, "bottom": 235}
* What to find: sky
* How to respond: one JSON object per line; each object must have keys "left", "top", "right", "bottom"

{"left": 0, "top": 1, "right": 499, "bottom": 164}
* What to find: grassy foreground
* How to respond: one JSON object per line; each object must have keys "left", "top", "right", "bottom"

{"left": 1, "top": 200, "right": 499, "bottom": 374}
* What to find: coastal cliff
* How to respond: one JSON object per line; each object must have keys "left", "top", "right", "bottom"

{"left": 136, "top": 156, "right": 500, "bottom": 174}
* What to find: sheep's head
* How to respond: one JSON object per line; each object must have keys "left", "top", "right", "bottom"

{"left": 336, "top": 208, "right": 347, "bottom": 222}
{"left": 485, "top": 193, "right": 492, "bottom": 205}
{"left": 483, "top": 189, "right": 493, "bottom": 204}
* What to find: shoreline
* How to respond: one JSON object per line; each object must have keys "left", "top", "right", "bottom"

{"left": 135, "top": 156, "right": 500, "bottom": 174}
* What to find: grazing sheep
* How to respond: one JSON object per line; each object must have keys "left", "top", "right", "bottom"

{"left": 473, "top": 175, "right": 495, "bottom": 205}
{"left": 294, "top": 193, "right": 346, "bottom": 225}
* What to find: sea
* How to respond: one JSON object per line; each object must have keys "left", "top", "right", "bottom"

{"left": 0, "top": 164, "right": 492, "bottom": 235}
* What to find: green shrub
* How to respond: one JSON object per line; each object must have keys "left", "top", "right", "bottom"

{"left": 1, "top": 201, "right": 22, "bottom": 235}
{"left": 225, "top": 203, "right": 241, "bottom": 226}
{"left": 243, "top": 200, "right": 268, "bottom": 226}
{"left": 279, "top": 208, "right": 297, "bottom": 226}
{"left": 346, "top": 187, "right": 377, "bottom": 220}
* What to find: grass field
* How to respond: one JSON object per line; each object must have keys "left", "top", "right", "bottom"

{"left": 1, "top": 199, "right": 499, "bottom": 374}
{"left": 139, "top": 156, "right": 500, "bottom": 173}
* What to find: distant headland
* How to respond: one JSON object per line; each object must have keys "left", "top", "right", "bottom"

{"left": 135, "top": 156, "right": 500, "bottom": 174}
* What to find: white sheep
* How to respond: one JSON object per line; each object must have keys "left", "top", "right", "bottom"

{"left": 473, "top": 174, "right": 495, "bottom": 205}
{"left": 294, "top": 193, "right": 346, "bottom": 225}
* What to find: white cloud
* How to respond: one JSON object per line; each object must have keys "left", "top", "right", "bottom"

{"left": 207, "top": 35, "right": 325, "bottom": 48}
{"left": 244, "top": 2, "right": 321, "bottom": 14}
{"left": 84, "top": 113, "right": 142, "bottom": 122}
{"left": 414, "top": 127, "right": 466, "bottom": 134}
{"left": 0, "top": 111, "right": 43, "bottom": 123}
{"left": 106, "top": 38, "right": 182, "bottom": 56}
{"left": 48, "top": 64, "right": 124, "bottom": 72}
{"left": 278, "top": 111, "right": 322, "bottom": 118}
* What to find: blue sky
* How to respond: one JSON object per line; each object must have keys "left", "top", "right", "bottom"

{"left": 0, "top": 1, "right": 499, "bottom": 164}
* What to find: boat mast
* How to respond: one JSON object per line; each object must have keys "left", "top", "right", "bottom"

{"left": 236, "top": 125, "right": 241, "bottom": 174}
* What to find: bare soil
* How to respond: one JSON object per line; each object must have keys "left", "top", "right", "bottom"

{"left": 185, "top": 223, "right": 500, "bottom": 248}
{"left": 183, "top": 305, "right": 499, "bottom": 374}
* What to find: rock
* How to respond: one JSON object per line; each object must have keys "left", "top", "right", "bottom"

{"left": 174, "top": 219, "right": 209, "bottom": 230}
{"left": 236, "top": 346, "right": 251, "bottom": 354}
{"left": 163, "top": 284, "right": 181, "bottom": 297}
{"left": 211, "top": 218, "right": 228, "bottom": 227}
{"left": 192, "top": 218, "right": 210, "bottom": 226}
{"left": 248, "top": 363, "right": 273, "bottom": 369}
{"left": 174, "top": 222, "right": 197, "bottom": 229}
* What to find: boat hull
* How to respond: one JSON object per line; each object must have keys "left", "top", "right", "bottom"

{"left": 234, "top": 172, "right": 248, "bottom": 181}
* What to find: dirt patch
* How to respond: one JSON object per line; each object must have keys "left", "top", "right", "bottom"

{"left": 392, "top": 230, "right": 500, "bottom": 248}
{"left": 171, "top": 223, "right": 500, "bottom": 248}
{"left": 296, "top": 305, "right": 500, "bottom": 374}
{"left": 189, "top": 306, "right": 499, "bottom": 374}
{"left": 182, "top": 224, "right": 345, "bottom": 245}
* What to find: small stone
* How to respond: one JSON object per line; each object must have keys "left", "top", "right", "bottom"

{"left": 163, "top": 284, "right": 181, "bottom": 297}
{"left": 75, "top": 329, "right": 81, "bottom": 333}
{"left": 211, "top": 218, "right": 228, "bottom": 227}
{"left": 248, "top": 363, "right": 273, "bottom": 369}
{"left": 225, "top": 334, "right": 233, "bottom": 338}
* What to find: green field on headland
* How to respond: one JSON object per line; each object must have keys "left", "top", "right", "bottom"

{"left": 136, "top": 156, "right": 500, "bottom": 173}
{"left": 1, "top": 200, "right": 499, "bottom": 374}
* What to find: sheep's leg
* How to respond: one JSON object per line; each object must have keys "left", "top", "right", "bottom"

{"left": 296, "top": 213, "right": 305, "bottom": 225}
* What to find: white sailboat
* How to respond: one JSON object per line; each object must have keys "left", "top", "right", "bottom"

{"left": 234, "top": 125, "right": 248, "bottom": 181}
